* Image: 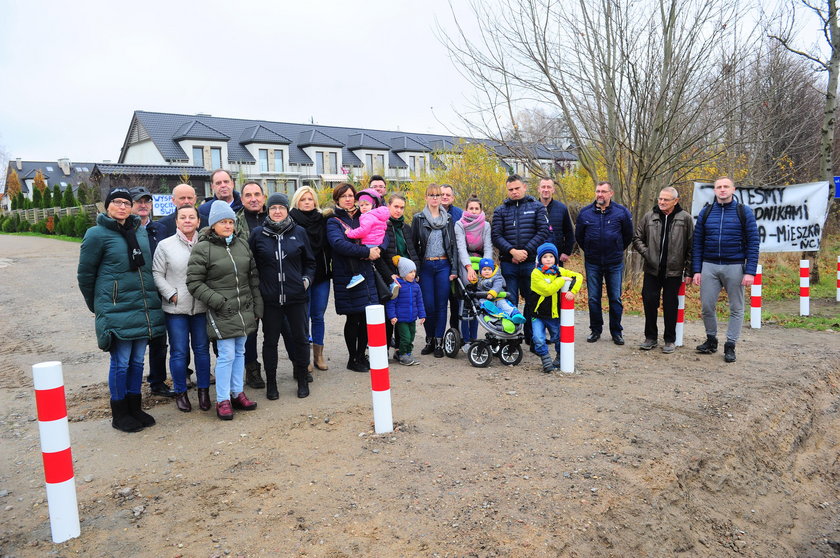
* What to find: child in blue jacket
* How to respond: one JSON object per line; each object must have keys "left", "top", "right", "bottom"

{"left": 386, "top": 257, "right": 425, "bottom": 365}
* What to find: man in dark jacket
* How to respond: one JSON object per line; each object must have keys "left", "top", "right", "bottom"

{"left": 632, "top": 187, "right": 693, "bottom": 354}
{"left": 538, "top": 178, "right": 575, "bottom": 265}
{"left": 575, "top": 181, "right": 633, "bottom": 345}
{"left": 491, "top": 174, "right": 550, "bottom": 344}
{"left": 130, "top": 186, "right": 174, "bottom": 397}
{"left": 198, "top": 169, "right": 243, "bottom": 228}
{"left": 691, "top": 177, "right": 759, "bottom": 363}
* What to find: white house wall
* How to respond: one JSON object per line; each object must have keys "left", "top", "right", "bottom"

{"left": 123, "top": 140, "right": 167, "bottom": 164}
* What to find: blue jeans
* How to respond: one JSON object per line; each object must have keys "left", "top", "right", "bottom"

{"left": 585, "top": 261, "right": 624, "bottom": 337}
{"left": 109, "top": 338, "right": 148, "bottom": 400}
{"left": 307, "top": 279, "right": 331, "bottom": 345}
{"left": 500, "top": 261, "right": 534, "bottom": 341}
{"left": 420, "top": 259, "right": 451, "bottom": 338}
{"left": 165, "top": 313, "right": 211, "bottom": 393}
{"left": 531, "top": 317, "right": 560, "bottom": 357}
{"left": 215, "top": 336, "right": 246, "bottom": 403}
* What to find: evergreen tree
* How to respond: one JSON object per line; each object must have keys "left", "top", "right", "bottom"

{"left": 42, "top": 187, "right": 52, "bottom": 208}
{"left": 62, "top": 185, "right": 76, "bottom": 208}
{"left": 77, "top": 183, "right": 88, "bottom": 205}
{"left": 52, "top": 185, "right": 61, "bottom": 207}
{"left": 32, "top": 187, "right": 42, "bottom": 207}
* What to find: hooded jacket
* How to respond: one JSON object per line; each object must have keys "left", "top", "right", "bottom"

{"left": 77, "top": 213, "right": 165, "bottom": 351}
{"left": 632, "top": 203, "right": 694, "bottom": 278}
{"left": 249, "top": 220, "right": 316, "bottom": 306}
{"left": 186, "top": 228, "right": 262, "bottom": 340}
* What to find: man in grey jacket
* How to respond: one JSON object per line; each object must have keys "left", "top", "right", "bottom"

{"left": 632, "top": 187, "right": 693, "bottom": 354}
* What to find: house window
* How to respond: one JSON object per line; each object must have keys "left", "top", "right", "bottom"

{"left": 409, "top": 156, "right": 416, "bottom": 173}
{"left": 418, "top": 156, "right": 426, "bottom": 175}
{"left": 259, "top": 149, "right": 269, "bottom": 172}
{"left": 266, "top": 180, "right": 276, "bottom": 193}
{"left": 328, "top": 152, "right": 337, "bottom": 174}
{"left": 193, "top": 147, "right": 204, "bottom": 167}
{"left": 316, "top": 152, "right": 325, "bottom": 174}
{"left": 376, "top": 154, "right": 385, "bottom": 173}
{"left": 274, "top": 150, "right": 284, "bottom": 172}
{"left": 366, "top": 154, "right": 373, "bottom": 170}
{"left": 210, "top": 147, "right": 222, "bottom": 169}
{"left": 46, "top": 166, "right": 54, "bottom": 172}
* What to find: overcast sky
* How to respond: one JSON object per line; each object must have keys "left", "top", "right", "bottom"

{"left": 0, "top": 0, "right": 479, "bottom": 163}
{"left": 0, "top": 0, "right": 828, "bottom": 167}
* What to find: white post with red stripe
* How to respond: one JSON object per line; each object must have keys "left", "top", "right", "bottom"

{"left": 750, "top": 264, "right": 762, "bottom": 329}
{"left": 836, "top": 255, "right": 839, "bottom": 302}
{"left": 365, "top": 305, "right": 393, "bottom": 434}
{"left": 559, "top": 283, "right": 575, "bottom": 374}
{"left": 800, "top": 260, "right": 810, "bottom": 316}
{"left": 33, "top": 361, "right": 80, "bottom": 544}
{"left": 675, "top": 281, "right": 686, "bottom": 346}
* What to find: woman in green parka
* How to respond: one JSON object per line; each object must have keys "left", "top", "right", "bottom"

{"left": 187, "top": 200, "right": 263, "bottom": 420}
{"left": 77, "top": 188, "right": 166, "bottom": 433}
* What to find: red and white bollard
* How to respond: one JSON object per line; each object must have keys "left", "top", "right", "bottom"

{"left": 750, "top": 264, "right": 762, "bottom": 329}
{"left": 559, "top": 283, "right": 575, "bottom": 374}
{"left": 800, "top": 260, "right": 810, "bottom": 316}
{"left": 365, "top": 305, "right": 393, "bottom": 434}
{"left": 836, "top": 255, "right": 839, "bottom": 303}
{"left": 675, "top": 281, "right": 686, "bottom": 347}
{"left": 33, "top": 361, "right": 80, "bottom": 543}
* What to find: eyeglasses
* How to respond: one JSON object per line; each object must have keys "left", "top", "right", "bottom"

{"left": 110, "top": 200, "right": 132, "bottom": 208}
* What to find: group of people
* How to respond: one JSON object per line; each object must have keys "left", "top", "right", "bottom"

{"left": 77, "top": 169, "right": 759, "bottom": 433}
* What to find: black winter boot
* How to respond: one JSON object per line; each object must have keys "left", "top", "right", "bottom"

{"left": 265, "top": 371, "right": 279, "bottom": 400}
{"left": 421, "top": 337, "right": 435, "bottom": 355}
{"left": 111, "top": 399, "right": 143, "bottom": 433}
{"left": 126, "top": 393, "right": 155, "bottom": 427}
{"left": 540, "top": 354, "right": 556, "bottom": 373}
{"left": 294, "top": 367, "right": 310, "bottom": 398}
{"left": 695, "top": 335, "right": 718, "bottom": 354}
{"left": 245, "top": 361, "right": 265, "bottom": 389}
{"left": 433, "top": 338, "right": 444, "bottom": 358}
{"left": 723, "top": 342, "right": 736, "bottom": 363}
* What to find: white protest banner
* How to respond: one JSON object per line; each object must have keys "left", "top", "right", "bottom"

{"left": 692, "top": 182, "right": 830, "bottom": 253}
{"left": 152, "top": 194, "right": 175, "bottom": 217}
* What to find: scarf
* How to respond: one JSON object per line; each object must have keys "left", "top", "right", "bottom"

{"left": 176, "top": 228, "right": 197, "bottom": 248}
{"left": 459, "top": 211, "right": 486, "bottom": 255}
{"left": 290, "top": 208, "right": 325, "bottom": 250}
{"left": 389, "top": 216, "right": 408, "bottom": 257}
{"left": 117, "top": 219, "right": 144, "bottom": 270}
{"left": 264, "top": 214, "right": 296, "bottom": 236}
{"left": 422, "top": 206, "right": 449, "bottom": 230}
{"left": 537, "top": 263, "right": 560, "bottom": 276}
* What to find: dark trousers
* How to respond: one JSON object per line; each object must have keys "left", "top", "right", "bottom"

{"left": 146, "top": 334, "right": 168, "bottom": 387}
{"left": 500, "top": 261, "right": 535, "bottom": 342}
{"left": 244, "top": 322, "right": 259, "bottom": 365}
{"left": 262, "top": 303, "right": 309, "bottom": 375}
{"left": 344, "top": 313, "right": 368, "bottom": 364}
{"left": 642, "top": 273, "right": 682, "bottom": 343}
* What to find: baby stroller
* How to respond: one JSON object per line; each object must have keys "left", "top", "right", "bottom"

{"left": 442, "top": 276, "right": 525, "bottom": 367}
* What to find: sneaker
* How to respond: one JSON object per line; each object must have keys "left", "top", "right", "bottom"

{"left": 723, "top": 342, "right": 736, "bottom": 363}
{"left": 347, "top": 274, "right": 365, "bottom": 289}
{"left": 231, "top": 391, "right": 257, "bottom": 410}
{"left": 398, "top": 354, "right": 418, "bottom": 366}
{"left": 390, "top": 282, "right": 400, "bottom": 300}
{"left": 639, "top": 338, "right": 658, "bottom": 350}
{"left": 662, "top": 342, "right": 675, "bottom": 354}
{"left": 696, "top": 335, "right": 718, "bottom": 354}
{"left": 216, "top": 400, "right": 233, "bottom": 420}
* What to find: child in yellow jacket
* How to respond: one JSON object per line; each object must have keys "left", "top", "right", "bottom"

{"left": 530, "top": 242, "right": 583, "bottom": 373}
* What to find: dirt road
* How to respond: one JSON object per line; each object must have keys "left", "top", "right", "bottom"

{"left": 1, "top": 235, "right": 838, "bottom": 557}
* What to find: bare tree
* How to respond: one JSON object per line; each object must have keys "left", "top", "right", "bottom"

{"left": 440, "top": 0, "right": 758, "bottom": 220}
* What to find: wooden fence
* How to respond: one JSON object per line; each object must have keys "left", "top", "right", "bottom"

{"left": 3, "top": 204, "right": 103, "bottom": 224}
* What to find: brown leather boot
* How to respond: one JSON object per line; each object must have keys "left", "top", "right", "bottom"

{"left": 197, "top": 388, "right": 211, "bottom": 411}
{"left": 244, "top": 361, "right": 265, "bottom": 389}
{"left": 175, "top": 391, "right": 192, "bottom": 412}
{"left": 313, "top": 344, "right": 328, "bottom": 370}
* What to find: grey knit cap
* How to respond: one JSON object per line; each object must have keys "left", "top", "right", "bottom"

{"left": 208, "top": 200, "right": 236, "bottom": 227}
{"left": 397, "top": 257, "right": 416, "bottom": 278}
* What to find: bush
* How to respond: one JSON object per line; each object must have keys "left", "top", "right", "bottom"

{"left": 18, "top": 219, "right": 31, "bottom": 232}
{"left": 74, "top": 214, "right": 91, "bottom": 237}
{"left": 32, "top": 220, "right": 49, "bottom": 234}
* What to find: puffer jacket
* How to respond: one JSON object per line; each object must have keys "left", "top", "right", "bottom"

{"left": 152, "top": 232, "right": 207, "bottom": 315}
{"left": 410, "top": 209, "right": 458, "bottom": 276}
{"left": 475, "top": 265, "right": 507, "bottom": 298}
{"left": 491, "top": 195, "right": 550, "bottom": 262}
{"left": 186, "top": 228, "right": 262, "bottom": 340}
{"left": 691, "top": 199, "right": 760, "bottom": 275}
{"left": 632, "top": 204, "right": 694, "bottom": 278}
{"left": 574, "top": 201, "right": 633, "bottom": 266}
{"left": 249, "top": 220, "right": 316, "bottom": 306}
{"left": 385, "top": 278, "right": 425, "bottom": 323}
{"left": 77, "top": 213, "right": 165, "bottom": 351}
{"left": 544, "top": 199, "right": 575, "bottom": 257}
{"left": 326, "top": 207, "right": 380, "bottom": 315}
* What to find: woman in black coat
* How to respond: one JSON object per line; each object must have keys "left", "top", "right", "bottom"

{"left": 249, "top": 193, "right": 316, "bottom": 399}
{"left": 325, "top": 183, "right": 381, "bottom": 372}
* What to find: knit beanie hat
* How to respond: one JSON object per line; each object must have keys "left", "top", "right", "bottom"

{"left": 267, "top": 192, "right": 289, "bottom": 210}
{"left": 479, "top": 258, "right": 495, "bottom": 272}
{"left": 356, "top": 188, "right": 382, "bottom": 207}
{"left": 105, "top": 188, "right": 133, "bottom": 209}
{"left": 397, "top": 256, "right": 416, "bottom": 278}
{"left": 536, "top": 242, "right": 558, "bottom": 266}
{"left": 208, "top": 200, "right": 236, "bottom": 227}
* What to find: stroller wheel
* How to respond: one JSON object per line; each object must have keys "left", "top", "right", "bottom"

{"left": 442, "top": 328, "right": 461, "bottom": 358}
{"left": 467, "top": 341, "right": 492, "bottom": 368}
{"left": 498, "top": 343, "right": 524, "bottom": 366}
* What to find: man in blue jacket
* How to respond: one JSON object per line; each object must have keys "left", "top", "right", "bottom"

{"left": 691, "top": 177, "right": 759, "bottom": 363}
{"left": 575, "top": 181, "right": 633, "bottom": 345}
{"left": 491, "top": 174, "right": 550, "bottom": 344}
{"left": 198, "top": 169, "right": 243, "bottom": 228}
{"left": 538, "top": 177, "right": 575, "bottom": 265}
